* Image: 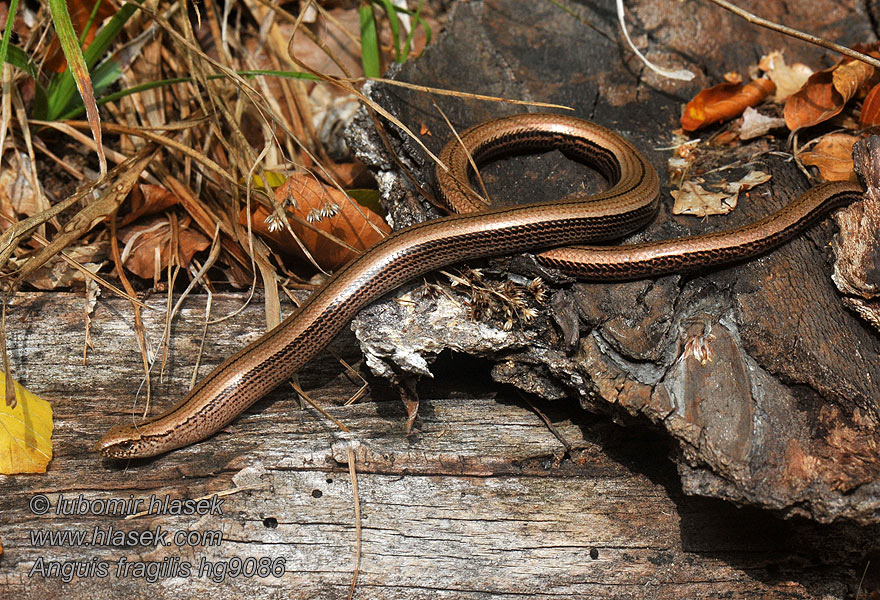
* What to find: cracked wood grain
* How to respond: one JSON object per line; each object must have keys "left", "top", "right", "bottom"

{"left": 0, "top": 291, "right": 878, "bottom": 598}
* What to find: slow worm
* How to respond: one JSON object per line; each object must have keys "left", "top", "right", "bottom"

{"left": 98, "top": 113, "right": 863, "bottom": 459}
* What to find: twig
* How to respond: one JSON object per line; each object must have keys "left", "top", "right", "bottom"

{"left": 519, "top": 392, "right": 573, "bottom": 452}
{"left": 346, "top": 444, "right": 362, "bottom": 600}
{"left": 705, "top": 0, "right": 880, "bottom": 70}
{"left": 290, "top": 380, "right": 350, "bottom": 433}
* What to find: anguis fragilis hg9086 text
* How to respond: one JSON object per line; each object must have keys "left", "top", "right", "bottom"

{"left": 97, "top": 113, "right": 863, "bottom": 459}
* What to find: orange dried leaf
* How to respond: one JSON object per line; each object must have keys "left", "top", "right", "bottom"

{"left": 861, "top": 83, "right": 880, "bottom": 126}
{"left": 800, "top": 133, "right": 859, "bottom": 182}
{"left": 832, "top": 59, "right": 874, "bottom": 103}
{"left": 240, "top": 174, "right": 391, "bottom": 271}
{"left": 783, "top": 56, "right": 874, "bottom": 131}
{"left": 681, "top": 79, "right": 775, "bottom": 132}
{"left": 118, "top": 217, "right": 211, "bottom": 279}
{"left": 239, "top": 173, "right": 391, "bottom": 270}
{"left": 784, "top": 69, "right": 841, "bottom": 130}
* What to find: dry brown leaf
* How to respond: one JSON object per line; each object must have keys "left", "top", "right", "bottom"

{"left": 0, "top": 153, "right": 43, "bottom": 225}
{"left": 119, "top": 184, "right": 180, "bottom": 227}
{"left": 671, "top": 183, "right": 733, "bottom": 216}
{"left": 240, "top": 174, "right": 390, "bottom": 271}
{"left": 759, "top": 51, "right": 814, "bottom": 102}
{"left": 832, "top": 59, "right": 875, "bottom": 102}
{"left": 27, "top": 244, "right": 108, "bottom": 290}
{"left": 861, "top": 83, "right": 880, "bottom": 126}
{"left": 800, "top": 133, "right": 860, "bottom": 182}
{"left": 681, "top": 79, "right": 775, "bottom": 132}
{"left": 784, "top": 57, "right": 874, "bottom": 130}
{"left": 118, "top": 217, "right": 211, "bottom": 279}
{"left": 671, "top": 172, "right": 771, "bottom": 217}
{"left": 784, "top": 69, "right": 840, "bottom": 130}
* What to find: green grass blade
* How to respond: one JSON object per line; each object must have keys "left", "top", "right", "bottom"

{"left": 359, "top": 2, "right": 381, "bottom": 78}
{"left": 403, "top": 0, "right": 430, "bottom": 59}
{"left": 0, "top": 0, "right": 21, "bottom": 78}
{"left": 47, "top": 0, "right": 95, "bottom": 108}
{"left": 55, "top": 69, "right": 319, "bottom": 121}
{"left": 1, "top": 40, "right": 38, "bottom": 80}
{"left": 46, "top": 2, "right": 137, "bottom": 120}
{"left": 82, "top": 2, "right": 137, "bottom": 69}
{"left": 79, "top": 0, "right": 105, "bottom": 46}
{"left": 48, "top": 0, "right": 106, "bottom": 171}
{"left": 374, "top": 0, "right": 401, "bottom": 61}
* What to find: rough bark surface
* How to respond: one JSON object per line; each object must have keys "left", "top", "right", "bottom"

{"left": 347, "top": 0, "right": 880, "bottom": 523}
{"left": 1, "top": 292, "right": 880, "bottom": 599}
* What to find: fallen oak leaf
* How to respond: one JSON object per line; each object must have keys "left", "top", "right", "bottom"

{"left": 0, "top": 373, "right": 53, "bottom": 474}
{"left": 800, "top": 133, "right": 860, "bottom": 182}
{"left": 681, "top": 79, "right": 775, "bottom": 132}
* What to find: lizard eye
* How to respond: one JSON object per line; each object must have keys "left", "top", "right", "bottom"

{"left": 117, "top": 441, "right": 134, "bottom": 452}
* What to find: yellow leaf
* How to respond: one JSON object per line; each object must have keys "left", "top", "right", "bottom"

{"left": 245, "top": 172, "right": 287, "bottom": 191}
{"left": 0, "top": 374, "right": 53, "bottom": 474}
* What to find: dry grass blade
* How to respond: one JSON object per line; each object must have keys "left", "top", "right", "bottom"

{"left": 31, "top": 120, "right": 236, "bottom": 186}
{"left": 11, "top": 89, "right": 51, "bottom": 231}
{"left": 13, "top": 144, "right": 159, "bottom": 287}
{"left": 157, "top": 223, "right": 222, "bottom": 384}
{"left": 110, "top": 206, "right": 152, "bottom": 414}
{"left": 433, "top": 101, "right": 491, "bottom": 207}
{"left": 250, "top": 234, "right": 281, "bottom": 330}
{"left": 364, "top": 77, "right": 573, "bottom": 110}
{"left": 346, "top": 444, "right": 362, "bottom": 600}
